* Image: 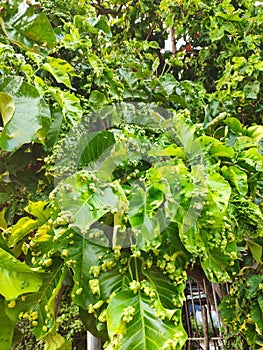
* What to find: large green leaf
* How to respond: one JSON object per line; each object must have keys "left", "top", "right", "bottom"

{"left": 5, "top": 261, "right": 66, "bottom": 340}
{"left": 238, "top": 148, "right": 263, "bottom": 173}
{"left": 58, "top": 230, "right": 108, "bottom": 309}
{"left": 207, "top": 172, "right": 231, "bottom": 213}
{"left": 55, "top": 171, "right": 127, "bottom": 232}
{"left": 25, "top": 201, "right": 51, "bottom": 224}
{"left": 0, "top": 0, "right": 56, "bottom": 51}
{"left": 0, "top": 300, "right": 15, "bottom": 350}
{"left": 201, "top": 247, "right": 238, "bottom": 282}
{"left": 80, "top": 264, "right": 126, "bottom": 341}
{"left": 245, "top": 275, "right": 263, "bottom": 300}
{"left": 0, "top": 76, "right": 50, "bottom": 151}
{"left": 79, "top": 131, "right": 115, "bottom": 167}
{"left": 42, "top": 58, "right": 77, "bottom": 89}
{"left": 222, "top": 165, "right": 248, "bottom": 196}
{"left": 106, "top": 290, "right": 187, "bottom": 350}
{"left": 143, "top": 266, "right": 186, "bottom": 310}
{"left": 0, "top": 247, "right": 42, "bottom": 300}
{"left": 127, "top": 184, "right": 163, "bottom": 249}
{"left": 198, "top": 135, "right": 234, "bottom": 158}
{"left": 46, "top": 107, "right": 64, "bottom": 148}
{"left": 89, "top": 90, "right": 107, "bottom": 108}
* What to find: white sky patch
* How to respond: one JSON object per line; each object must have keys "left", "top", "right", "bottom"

{"left": 164, "top": 35, "right": 186, "bottom": 52}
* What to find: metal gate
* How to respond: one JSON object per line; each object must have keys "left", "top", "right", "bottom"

{"left": 182, "top": 278, "right": 228, "bottom": 350}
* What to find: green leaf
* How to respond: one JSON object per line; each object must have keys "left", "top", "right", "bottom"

{"left": 94, "top": 16, "right": 112, "bottom": 37}
{"left": 25, "top": 201, "right": 51, "bottom": 224}
{"left": 198, "top": 135, "right": 234, "bottom": 158}
{"left": 245, "top": 275, "right": 263, "bottom": 300}
{"left": 159, "top": 74, "right": 177, "bottom": 95}
{"left": 224, "top": 117, "right": 243, "bottom": 134}
{"left": 56, "top": 171, "right": 127, "bottom": 232}
{"left": 243, "top": 80, "right": 260, "bottom": 99}
{"left": 46, "top": 108, "right": 64, "bottom": 148}
{"left": 5, "top": 261, "right": 66, "bottom": 339}
{"left": 251, "top": 300, "right": 263, "bottom": 330}
{"left": 161, "top": 222, "right": 191, "bottom": 268}
{"left": 49, "top": 88, "right": 83, "bottom": 125}
{"left": 79, "top": 131, "right": 115, "bottom": 167}
{"left": 0, "top": 208, "right": 7, "bottom": 230}
{"left": 80, "top": 264, "right": 125, "bottom": 340}
{"left": 210, "top": 26, "right": 225, "bottom": 42}
{"left": 59, "top": 230, "right": 108, "bottom": 309}
{"left": 246, "top": 125, "right": 263, "bottom": 143}
{"left": 0, "top": 247, "right": 42, "bottom": 300}
{"left": 127, "top": 184, "right": 163, "bottom": 249}
{"left": 234, "top": 136, "right": 258, "bottom": 151}
{"left": 222, "top": 165, "right": 248, "bottom": 196}
{"left": 0, "top": 92, "right": 15, "bottom": 126}
{"left": 0, "top": 300, "right": 15, "bottom": 350}
{"left": 6, "top": 217, "right": 39, "bottom": 247}
{"left": 42, "top": 58, "right": 77, "bottom": 89}
{"left": 246, "top": 239, "right": 262, "bottom": 263}
{"left": 152, "top": 57, "right": 159, "bottom": 73}
{"left": 143, "top": 266, "right": 186, "bottom": 310}
{"left": 88, "top": 55, "right": 103, "bottom": 76}
{"left": 44, "top": 333, "right": 72, "bottom": 350}
{"left": 0, "top": 76, "right": 50, "bottom": 151}
{"left": 238, "top": 148, "right": 263, "bottom": 173}
{"left": 207, "top": 172, "right": 231, "bottom": 213}
{"left": 201, "top": 247, "right": 236, "bottom": 282}
{"left": 89, "top": 90, "right": 106, "bottom": 108}
{"left": 5, "top": 202, "right": 50, "bottom": 247}
{"left": 106, "top": 291, "right": 187, "bottom": 350}
{"left": 1, "top": 4, "right": 56, "bottom": 51}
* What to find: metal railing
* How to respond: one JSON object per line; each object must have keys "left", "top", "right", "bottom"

{"left": 182, "top": 279, "right": 227, "bottom": 350}
{"left": 87, "top": 332, "right": 102, "bottom": 350}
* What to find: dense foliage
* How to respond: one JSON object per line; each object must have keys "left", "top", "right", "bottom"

{"left": 0, "top": 0, "right": 262, "bottom": 349}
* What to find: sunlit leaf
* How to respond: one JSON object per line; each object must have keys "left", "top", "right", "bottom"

{"left": 222, "top": 165, "right": 248, "bottom": 196}
{"left": 0, "top": 247, "right": 42, "bottom": 300}
{"left": 107, "top": 290, "right": 187, "bottom": 350}
{"left": 1, "top": 2, "right": 56, "bottom": 51}
{"left": 0, "top": 92, "right": 15, "bottom": 126}
{"left": 0, "top": 300, "right": 15, "bottom": 350}
{"left": 0, "top": 76, "right": 50, "bottom": 151}
{"left": 42, "top": 57, "right": 77, "bottom": 89}
{"left": 5, "top": 261, "right": 66, "bottom": 339}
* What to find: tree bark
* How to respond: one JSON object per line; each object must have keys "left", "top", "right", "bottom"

{"left": 169, "top": 26, "right": 177, "bottom": 57}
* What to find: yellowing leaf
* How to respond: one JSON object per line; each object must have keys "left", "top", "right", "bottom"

{"left": 0, "top": 92, "right": 15, "bottom": 126}
{"left": 0, "top": 248, "right": 42, "bottom": 300}
{"left": 44, "top": 333, "right": 72, "bottom": 350}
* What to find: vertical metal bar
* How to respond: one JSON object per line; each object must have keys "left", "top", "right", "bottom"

{"left": 204, "top": 279, "right": 218, "bottom": 349}
{"left": 196, "top": 281, "right": 203, "bottom": 350}
{"left": 87, "top": 332, "right": 101, "bottom": 350}
{"left": 189, "top": 280, "right": 199, "bottom": 336}
{"left": 184, "top": 298, "right": 192, "bottom": 338}
{"left": 201, "top": 306, "right": 209, "bottom": 350}
{"left": 211, "top": 283, "right": 225, "bottom": 350}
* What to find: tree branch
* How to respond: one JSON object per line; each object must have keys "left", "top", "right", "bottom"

{"left": 91, "top": 2, "right": 124, "bottom": 16}
{"left": 169, "top": 26, "right": 177, "bottom": 57}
